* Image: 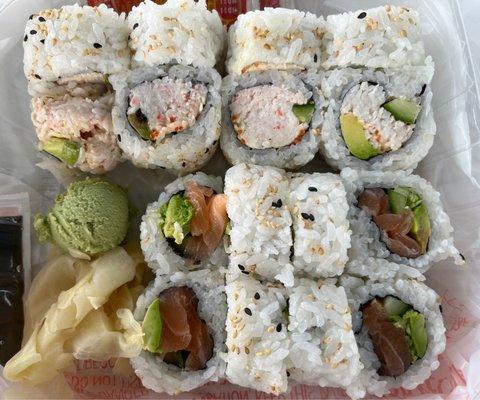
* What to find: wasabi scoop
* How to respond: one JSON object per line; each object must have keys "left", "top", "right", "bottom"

{"left": 34, "top": 178, "right": 129, "bottom": 256}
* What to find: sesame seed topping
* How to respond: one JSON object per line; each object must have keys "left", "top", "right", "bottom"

{"left": 301, "top": 212, "right": 310, "bottom": 220}
{"left": 38, "top": 16, "right": 46, "bottom": 22}
{"left": 419, "top": 84, "right": 427, "bottom": 96}
{"left": 28, "top": 14, "right": 34, "bottom": 20}
{"left": 133, "top": 22, "right": 139, "bottom": 29}
{"left": 238, "top": 264, "right": 245, "bottom": 271}
{"left": 276, "top": 323, "right": 282, "bottom": 332}
{"left": 254, "top": 292, "right": 260, "bottom": 300}
{"left": 34, "top": 74, "right": 41, "bottom": 79}
{"left": 309, "top": 214, "right": 315, "bottom": 221}
{"left": 93, "top": 42, "right": 102, "bottom": 49}
{"left": 30, "top": 30, "right": 37, "bottom": 35}
{"left": 244, "top": 307, "right": 252, "bottom": 316}
{"left": 23, "top": 35, "right": 28, "bottom": 42}
{"left": 271, "top": 199, "right": 282, "bottom": 208}
{"left": 308, "top": 187, "right": 318, "bottom": 192}
{"left": 117, "top": 135, "right": 121, "bottom": 142}
{"left": 241, "top": 270, "right": 249, "bottom": 275}
{"left": 205, "top": 148, "right": 209, "bottom": 153}
{"left": 313, "top": 54, "right": 318, "bottom": 63}
{"left": 357, "top": 11, "right": 367, "bottom": 19}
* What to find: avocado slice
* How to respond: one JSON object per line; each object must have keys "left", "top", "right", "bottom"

{"left": 382, "top": 99, "right": 421, "bottom": 124}
{"left": 292, "top": 103, "right": 315, "bottom": 124}
{"left": 162, "top": 195, "right": 195, "bottom": 245}
{"left": 402, "top": 310, "right": 428, "bottom": 360}
{"left": 410, "top": 203, "right": 430, "bottom": 254}
{"left": 340, "top": 113, "right": 380, "bottom": 160}
{"left": 42, "top": 137, "right": 80, "bottom": 166}
{"left": 142, "top": 298, "right": 163, "bottom": 353}
{"left": 388, "top": 188, "right": 408, "bottom": 214}
{"left": 127, "top": 109, "right": 152, "bottom": 140}
{"left": 383, "top": 296, "right": 411, "bottom": 317}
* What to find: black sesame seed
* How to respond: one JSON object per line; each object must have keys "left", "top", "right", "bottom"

{"left": 241, "top": 270, "right": 249, "bottom": 275}
{"left": 272, "top": 199, "right": 282, "bottom": 208}
{"left": 182, "top": 162, "right": 186, "bottom": 167}
{"left": 254, "top": 292, "right": 260, "bottom": 300}
{"left": 439, "top": 304, "right": 443, "bottom": 314}
{"left": 419, "top": 84, "right": 427, "bottom": 96}
{"left": 93, "top": 42, "right": 102, "bottom": 49}
{"left": 34, "top": 74, "right": 41, "bottom": 79}
{"left": 28, "top": 14, "right": 34, "bottom": 20}
{"left": 459, "top": 253, "right": 466, "bottom": 262}
{"left": 23, "top": 35, "right": 28, "bottom": 42}
{"left": 238, "top": 264, "right": 245, "bottom": 271}
{"left": 287, "top": 371, "right": 290, "bottom": 377}
{"left": 313, "top": 54, "right": 318, "bottom": 63}
{"left": 244, "top": 307, "right": 252, "bottom": 316}
{"left": 301, "top": 212, "right": 310, "bottom": 220}
{"left": 117, "top": 135, "right": 122, "bottom": 142}
{"left": 276, "top": 323, "right": 282, "bottom": 332}
{"left": 309, "top": 214, "right": 315, "bottom": 221}
{"left": 308, "top": 186, "right": 317, "bottom": 192}
{"left": 40, "top": 39, "right": 45, "bottom": 44}
{"left": 133, "top": 22, "right": 139, "bottom": 29}
{"left": 357, "top": 11, "right": 367, "bottom": 19}
{"left": 38, "top": 16, "right": 46, "bottom": 22}
{"left": 30, "top": 30, "right": 37, "bottom": 35}
{"left": 205, "top": 148, "right": 209, "bottom": 154}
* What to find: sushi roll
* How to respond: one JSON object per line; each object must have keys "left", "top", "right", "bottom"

{"left": 111, "top": 64, "right": 221, "bottom": 172}
{"left": 225, "top": 275, "right": 290, "bottom": 395}
{"left": 221, "top": 71, "right": 323, "bottom": 170}
{"left": 323, "top": 6, "right": 432, "bottom": 69}
{"left": 340, "top": 263, "right": 445, "bottom": 397}
{"left": 320, "top": 66, "right": 435, "bottom": 172}
{"left": 224, "top": 164, "right": 294, "bottom": 285}
{"left": 23, "top": 4, "right": 130, "bottom": 97}
{"left": 128, "top": 0, "right": 225, "bottom": 69}
{"left": 287, "top": 278, "right": 362, "bottom": 395}
{"left": 141, "top": 172, "right": 228, "bottom": 275}
{"left": 226, "top": 8, "right": 323, "bottom": 75}
{"left": 341, "top": 168, "right": 463, "bottom": 273}
{"left": 288, "top": 173, "right": 351, "bottom": 278}
{"left": 31, "top": 94, "right": 121, "bottom": 174}
{"left": 131, "top": 269, "right": 226, "bottom": 395}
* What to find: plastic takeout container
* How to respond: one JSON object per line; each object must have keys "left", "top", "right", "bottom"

{"left": 0, "top": 0, "right": 479, "bottom": 398}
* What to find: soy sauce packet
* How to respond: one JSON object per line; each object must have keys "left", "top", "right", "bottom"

{"left": 0, "top": 193, "right": 30, "bottom": 366}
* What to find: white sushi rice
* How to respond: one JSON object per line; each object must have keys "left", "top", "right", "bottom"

{"left": 339, "top": 274, "right": 446, "bottom": 398}
{"left": 226, "top": 8, "right": 323, "bottom": 75}
{"left": 224, "top": 164, "right": 294, "bottom": 285}
{"left": 341, "top": 168, "right": 464, "bottom": 273}
{"left": 225, "top": 275, "right": 290, "bottom": 395}
{"left": 31, "top": 94, "right": 121, "bottom": 174}
{"left": 345, "top": 257, "right": 425, "bottom": 283}
{"left": 140, "top": 172, "right": 227, "bottom": 275}
{"left": 323, "top": 5, "right": 432, "bottom": 69}
{"left": 288, "top": 173, "right": 351, "bottom": 278}
{"left": 111, "top": 64, "right": 221, "bottom": 173}
{"left": 23, "top": 4, "right": 130, "bottom": 97}
{"left": 131, "top": 269, "right": 226, "bottom": 395}
{"left": 287, "top": 278, "right": 362, "bottom": 390}
{"left": 128, "top": 0, "right": 225, "bottom": 69}
{"left": 320, "top": 66, "right": 435, "bottom": 172}
{"left": 221, "top": 70, "right": 324, "bottom": 170}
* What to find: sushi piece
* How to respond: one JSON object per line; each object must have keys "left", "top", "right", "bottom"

{"left": 320, "top": 66, "right": 435, "bottom": 172}
{"left": 221, "top": 71, "right": 323, "bottom": 170}
{"left": 131, "top": 269, "right": 226, "bottom": 395}
{"left": 226, "top": 8, "right": 323, "bottom": 75}
{"left": 111, "top": 64, "right": 221, "bottom": 173}
{"left": 323, "top": 6, "right": 432, "bottom": 69}
{"left": 225, "top": 275, "right": 290, "bottom": 395}
{"left": 341, "top": 168, "right": 463, "bottom": 273}
{"left": 287, "top": 278, "right": 362, "bottom": 394}
{"left": 340, "top": 263, "right": 445, "bottom": 397}
{"left": 287, "top": 173, "right": 351, "bottom": 278}
{"left": 23, "top": 4, "right": 130, "bottom": 97}
{"left": 224, "top": 164, "right": 294, "bottom": 285}
{"left": 31, "top": 94, "right": 121, "bottom": 174}
{"left": 141, "top": 172, "right": 228, "bottom": 275}
{"left": 127, "top": 0, "right": 225, "bottom": 69}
